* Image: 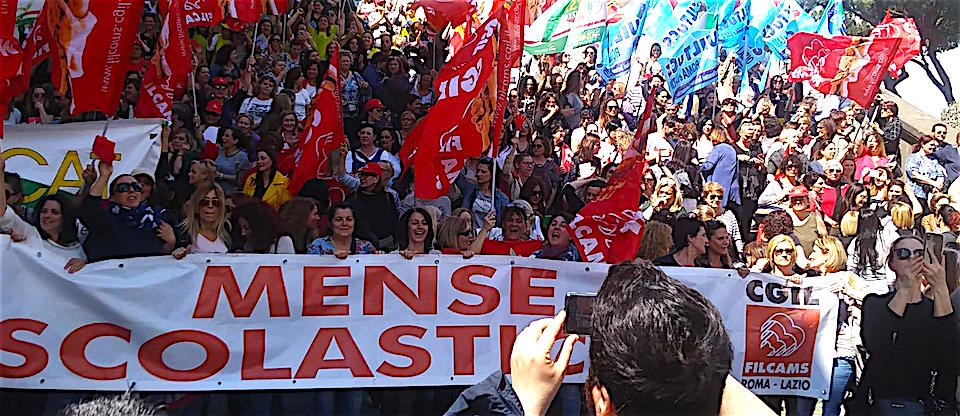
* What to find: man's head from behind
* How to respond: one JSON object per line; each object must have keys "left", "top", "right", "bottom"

{"left": 588, "top": 261, "right": 732, "bottom": 415}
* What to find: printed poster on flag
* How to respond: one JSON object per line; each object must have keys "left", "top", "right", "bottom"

{"left": 787, "top": 32, "right": 901, "bottom": 107}
{"left": 658, "top": 28, "right": 719, "bottom": 103}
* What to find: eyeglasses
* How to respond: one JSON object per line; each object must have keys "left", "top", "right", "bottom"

{"left": 895, "top": 248, "right": 924, "bottom": 260}
{"left": 115, "top": 182, "right": 143, "bottom": 193}
{"left": 775, "top": 248, "right": 795, "bottom": 255}
{"left": 200, "top": 198, "right": 222, "bottom": 208}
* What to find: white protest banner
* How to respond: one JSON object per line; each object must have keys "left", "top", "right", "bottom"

{"left": 0, "top": 239, "right": 836, "bottom": 399}
{"left": 1, "top": 119, "right": 162, "bottom": 204}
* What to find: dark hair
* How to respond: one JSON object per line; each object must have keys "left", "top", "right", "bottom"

{"left": 932, "top": 123, "right": 947, "bottom": 132}
{"left": 882, "top": 101, "right": 899, "bottom": 116}
{"left": 396, "top": 207, "right": 435, "bottom": 251}
{"left": 33, "top": 194, "right": 79, "bottom": 246}
{"left": 213, "top": 45, "right": 235, "bottom": 67}
{"left": 519, "top": 175, "right": 550, "bottom": 213}
{"left": 500, "top": 204, "right": 527, "bottom": 226}
{"left": 836, "top": 183, "right": 867, "bottom": 217}
{"left": 327, "top": 202, "right": 355, "bottom": 224}
{"left": 853, "top": 208, "right": 881, "bottom": 273}
{"left": 3, "top": 172, "right": 22, "bottom": 195}
{"left": 378, "top": 129, "right": 402, "bottom": 154}
{"left": 231, "top": 200, "right": 287, "bottom": 253}
{"left": 671, "top": 217, "right": 704, "bottom": 250}
{"left": 802, "top": 171, "right": 824, "bottom": 190}
{"left": 254, "top": 148, "right": 279, "bottom": 191}
{"left": 216, "top": 126, "right": 249, "bottom": 152}
{"left": 817, "top": 118, "right": 837, "bottom": 141}
{"left": 760, "top": 210, "right": 794, "bottom": 240}
{"left": 283, "top": 67, "right": 302, "bottom": 90}
{"left": 589, "top": 261, "right": 732, "bottom": 415}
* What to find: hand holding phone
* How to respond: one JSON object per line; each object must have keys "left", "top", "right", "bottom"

{"left": 564, "top": 292, "right": 596, "bottom": 336}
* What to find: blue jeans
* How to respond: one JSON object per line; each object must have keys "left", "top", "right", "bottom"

{"left": 823, "top": 357, "right": 855, "bottom": 416}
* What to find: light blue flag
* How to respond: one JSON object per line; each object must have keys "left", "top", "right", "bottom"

{"left": 647, "top": 0, "right": 718, "bottom": 51}
{"left": 761, "top": 0, "right": 816, "bottom": 59}
{"left": 658, "top": 28, "right": 720, "bottom": 103}
{"left": 816, "top": 0, "right": 846, "bottom": 35}
{"left": 717, "top": 0, "right": 749, "bottom": 50}
{"left": 597, "top": 0, "right": 652, "bottom": 82}
{"left": 738, "top": 0, "right": 774, "bottom": 95}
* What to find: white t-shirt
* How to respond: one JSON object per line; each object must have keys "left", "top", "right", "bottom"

{"left": 238, "top": 97, "right": 273, "bottom": 126}
{"left": 294, "top": 88, "right": 314, "bottom": 121}
{"left": 192, "top": 233, "right": 229, "bottom": 254}
{"left": 0, "top": 208, "right": 86, "bottom": 264}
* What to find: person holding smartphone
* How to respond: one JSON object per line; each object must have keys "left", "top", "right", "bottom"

{"left": 851, "top": 235, "right": 957, "bottom": 415}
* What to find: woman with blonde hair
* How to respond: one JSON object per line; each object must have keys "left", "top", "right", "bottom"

{"left": 701, "top": 181, "right": 743, "bottom": 252}
{"left": 642, "top": 176, "right": 685, "bottom": 220}
{"left": 636, "top": 220, "right": 673, "bottom": 261}
{"left": 807, "top": 235, "right": 870, "bottom": 416}
{"left": 173, "top": 183, "right": 230, "bottom": 258}
{"left": 754, "top": 235, "right": 806, "bottom": 282}
{"left": 889, "top": 201, "right": 916, "bottom": 236}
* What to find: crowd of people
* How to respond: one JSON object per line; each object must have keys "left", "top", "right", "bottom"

{"left": 1, "top": 0, "right": 959, "bottom": 415}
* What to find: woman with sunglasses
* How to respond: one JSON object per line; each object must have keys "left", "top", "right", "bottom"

{"left": 851, "top": 235, "right": 957, "bottom": 415}
{"left": 172, "top": 183, "right": 230, "bottom": 258}
{"left": 642, "top": 177, "right": 686, "bottom": 221}
{"left": 759, "top": 154, "right": 804, "bottom": 207}
{"left": 435, "top": 209, "right": 492, "bottom": 258}
{"left": 701, "top": 182, "right": 743, "bottom": 253}
{"left": 0, "top": 154, "right": 85, "bottom": 273}
{"left": 20, "top": 86, "right": 53, "bottom": 124}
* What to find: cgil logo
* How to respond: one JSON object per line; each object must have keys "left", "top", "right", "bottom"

{"left": 743, "top": 305, "right": 819, "bottom": 378}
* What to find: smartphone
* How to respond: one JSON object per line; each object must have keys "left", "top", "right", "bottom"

{"left": 925, "top": 233, "right": 944, "bottom": 262}
{"left": 945, "top": 250, "right": 958, "bottom": 293}
{"left": 564, "top": 292, "right": 597, "bottom": 336}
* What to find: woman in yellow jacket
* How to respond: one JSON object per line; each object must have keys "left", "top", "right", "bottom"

{"left": 243, "top": 149, "right": 292, "bottom": 210}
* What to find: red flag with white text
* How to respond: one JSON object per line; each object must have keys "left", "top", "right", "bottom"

{"left": 413, "top": 0, "right": 477, "bottom": 32}
{"left": 159, "top": 0, "right": 193, "bottom": 78}
{"left": 567, "top": 155, "right": 647, "bottom": 263}
{"left": 228, "top": 0, "right": 261, "bottom": 22}
{"left": 0, "top": 0, "right": 21, "bottom": 81}
{"left": 404, "top": 8, "right": 502, "bottom": 199}
{"left": 787, "top": 32, "right": 901, "bottom": 108}
{"left": 184, "top": 0, "right": 225, "bottom": 28}
{"left": 48, "top": 0, "right": 145, "bottom": 115}
{"left": 489, "top": 0, "right": 524, "bottom": 155}
{"left": 869, "top": 11, "right": 921, "bottom": 77}
{"left": 288, "top": 45, "right": 345, "bottom": 194}
{"left": 135, "top": 65, "right": 175, "bottom": 119}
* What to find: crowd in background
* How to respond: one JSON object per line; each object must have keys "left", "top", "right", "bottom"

{"left": 1, "top": 0, "right": 958, "bottom": 415}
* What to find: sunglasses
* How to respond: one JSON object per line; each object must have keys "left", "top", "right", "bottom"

{"left": 775, "top": 248, "right": 795, "bottom": 255}
{"left": 533, "top": 143, "right": 544, "bottom": 148}
{"left": 458, "top": 230, "right": 474, "bottom": 237}
{"left": 895, "top": 248, "right": 924, "bottom": 260}
{"left": 607, "top": 105, "right": 618, "bottom": 109}
{"left": 213, "top": 84, "right": 228, "bottom": 89}
{"left": 706, "top": 194, "right": 722, "bottom": 201}
{"left": 826, "top": 168, "right": 841, "bottom": 173}
{"left": 200, "top": 198, "right": 222, "bottom": 208}
{"left": 115, "top": 182, "right": 143, "bottom": 193}
{"left": 532, "top": 190, "right": 544, "bottom": 196}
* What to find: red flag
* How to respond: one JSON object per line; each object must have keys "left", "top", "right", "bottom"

{"left": 184, "top": 0, "right": 225, "bottom": 28}
{"left": 0, "top": 0, "right": 21, "bottom": 81}
{"left": 228, "top": 0, "right": 261, "bottom": 23}
{"left": 264, "top": 0, "right": 289, "bottom": 15}
{"left": 92, "top": 135, "right": 117, "bottom": 165}
{"left": 567, "top": 156, "right": 647, "bottom": 263}
{"left": 480, "top": 239, "right": 542, "bottom": 256}
{"left": 787, "top": 32, "right": 901, "bottom": 108}
{"left": 48, "top": 1, "right": 145, "bottom": 115}
{"left": 135, "top": 66, "right": 175, "bottom": 119}
{"left": 413, "top": 0, "right": 476, "bottom": 32}
{"left": 489, "top": 0, "right": 524, "bottom": 156}
{"left": 869, "top": 11, "right": 921, "bottom": 77}
{"left": 288, "top": 44, "right": 346, "bottom": 194}
{"left": 404, "top": 9, "right": 502, "bottom": 200}
{"left": 159, "top": 0, "right": 193, "bottom": 78}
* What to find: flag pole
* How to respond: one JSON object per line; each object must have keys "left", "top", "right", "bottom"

{"left": 251, "top": 22, "right": 258, "bottom": 56}
{"left": 190, "top": 73, "right": 199, "bottom": 117}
